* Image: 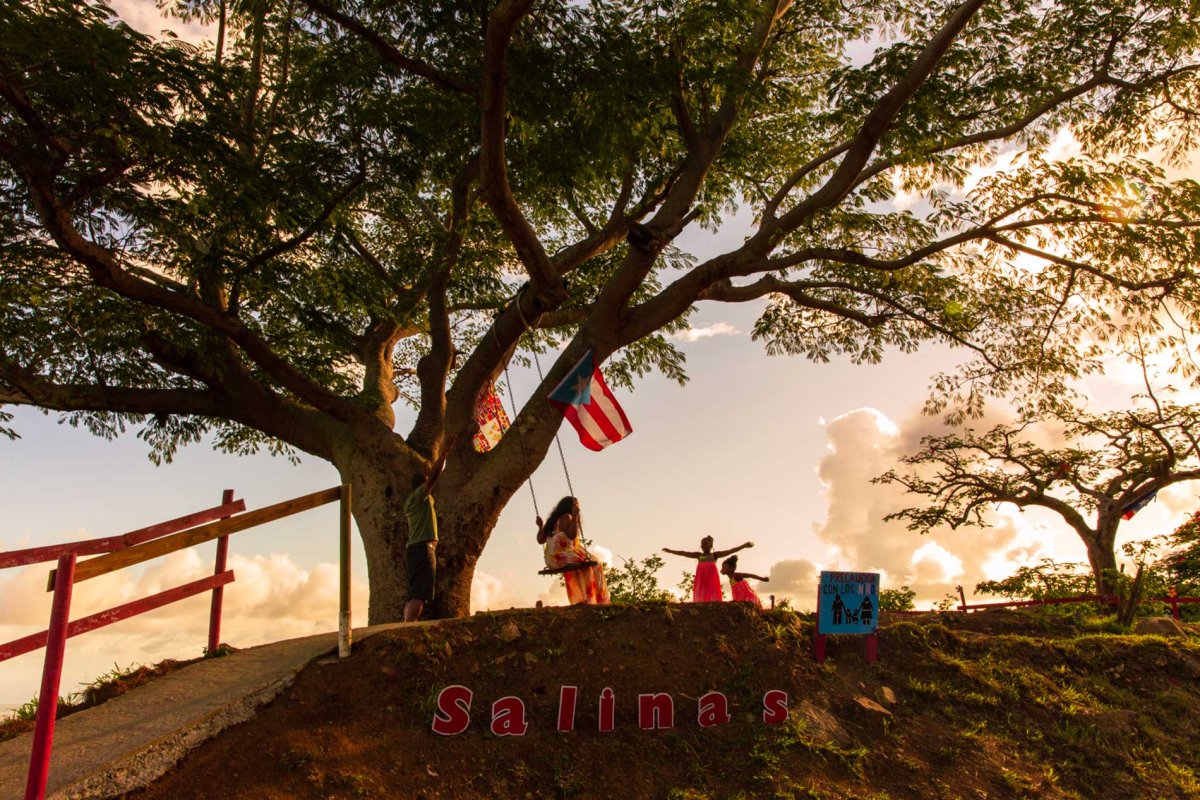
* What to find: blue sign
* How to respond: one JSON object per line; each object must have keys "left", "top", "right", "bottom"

{"left": 817, "top": 571, "right": 879, "bottom": 634}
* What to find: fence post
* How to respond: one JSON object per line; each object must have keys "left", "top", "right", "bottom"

{"left": 25, "top": 554, "right": 76, "bottom": 800}
{"left": 339, "top": 483, "right": 352, "bottom": 659}
{"left": 957, "top": 584, "right": 967, "bottom": 613}
{"left": 206, "top": 489, "right": 236, "bottom": 656}
{"left": 812, "top": 583, "right": 826, "bottom": 662}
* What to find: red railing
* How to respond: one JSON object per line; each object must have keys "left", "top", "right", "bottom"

{"left": 0, "top": 495, "right": 245, "bottom": 665}
{"left": 955, "top": 585, "right": 1199, "bottom": 619}
{"left": 0, "top": 485, "right": 353, "bottom": 800}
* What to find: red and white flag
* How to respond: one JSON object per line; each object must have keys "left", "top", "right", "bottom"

{"left": 472, "top": 381, "right": 511, "bottom": 453}
{"left": 547, "top": 351, "right": 632, "bottom": 451}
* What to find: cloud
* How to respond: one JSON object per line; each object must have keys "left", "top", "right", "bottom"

{"left": 811, "top": 407, "right": 1079, "bottom": 607}
{"left": 669, "top": 322, "right": 740, "bottom": 343}
{"left": 536, "top": 580, "right": 569, "bottom": 608}
{"left": 470, "top": 569, "right": 521, "bottom": 612}
{"left": 588, "top": 544, "right": 614, "bottom": 567}
{"left": 0, "top": 551, "right": 369, "bottom": 705}
{"left": 767, "top": 559, "right": 819, "bottom": 610}
{"left": 110, "top": 0, "right": 215, "bottom": 45}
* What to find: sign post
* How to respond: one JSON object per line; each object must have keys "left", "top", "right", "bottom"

{"left": 814, "top": 571, "right": 880, "bottom": 664}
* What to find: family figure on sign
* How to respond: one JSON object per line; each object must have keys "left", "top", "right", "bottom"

{"left": 831, "top": 590, "right": 874, "bottom": 627}
{"left": 535, "top": 502, "right": 769, "bottom": 608}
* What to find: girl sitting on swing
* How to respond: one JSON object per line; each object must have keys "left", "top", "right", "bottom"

{"left": 537, "top": 496, "right": 610, "bottom": 605}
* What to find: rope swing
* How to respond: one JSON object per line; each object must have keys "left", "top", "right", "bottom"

{"left": 496, "top": 294, "right": 577, "bottom": 523}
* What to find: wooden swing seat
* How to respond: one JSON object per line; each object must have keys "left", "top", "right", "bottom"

{"left": 538, "top": 560, "right": 598, "bottom": 575}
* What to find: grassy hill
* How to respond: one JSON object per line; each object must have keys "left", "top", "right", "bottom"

{"left": 123, "top": 603, "right": 1200, "bottom": 800}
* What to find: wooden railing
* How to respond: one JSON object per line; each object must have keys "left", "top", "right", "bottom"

{"left": 0, "top": 485, "right": 352, "bottom": 800}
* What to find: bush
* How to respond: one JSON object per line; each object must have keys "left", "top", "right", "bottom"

{"left": 605, "top": 555, "right": 675, "bottom": 604}
{"left": 879, "top": 586, "right": 917, "bottom": 612}
{"left": 975, "top": 559, "right": 1095, "bottom": 601}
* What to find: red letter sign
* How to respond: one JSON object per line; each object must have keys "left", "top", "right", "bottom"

{"left": 431, "top": 685, "right": 472, "bottom": 735}
{"left": 491, "top": 696, "right": 529, "bottom": 737}
{"left": 598, "top": 687, "right": 615, "bottom": 732}
{"left": 638, "top": 693, "right": 675, "bottom": 730}
{"left": 557, "top": 686, "right": 578, "bottom": 732}
{"left": 762, "top": 690, "right": 788, "bottom": 725}
{"left": 697, "top": 691, "right": 730, "bottom": 728}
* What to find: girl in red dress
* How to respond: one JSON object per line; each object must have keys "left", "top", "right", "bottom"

{"left": 662, "top": 537, "right": 753, "bottom": 602}
{"left": 721, "top": 555, "right": 769, "bottom": 609}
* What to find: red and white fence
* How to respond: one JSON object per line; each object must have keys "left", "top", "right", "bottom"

{"left": 0, "top": 485, "right": 353, "bottom": 800}
{"left": 954, "top": 585, "right": 1199, "bottom": 619}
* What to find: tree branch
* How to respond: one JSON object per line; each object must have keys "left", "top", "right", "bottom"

{"left": 767, "top": 0, "right": 988, "bottom": 236}
{"left": 479, "top": 0, "right": 563, "bottom": 296}
{"left": 299, "top": 0, "right": 478, "bottom": 97}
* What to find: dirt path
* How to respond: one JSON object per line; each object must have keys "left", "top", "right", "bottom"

{"left": 0, "top": 623, "right": 413, "bottom": 798}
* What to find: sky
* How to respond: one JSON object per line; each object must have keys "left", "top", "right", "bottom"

{"left": 2, "top": 3, "right": 1198, "bottom": 709}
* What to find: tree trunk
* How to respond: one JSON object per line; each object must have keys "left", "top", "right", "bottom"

{"left": 338, "top": 448, "right": 411, "bottom": 623}
{"left": 1085, "top": 534, "right": 1119, "bottom": 598}
{"left": 337, "top": 443, "right": 520, "bottom": 623}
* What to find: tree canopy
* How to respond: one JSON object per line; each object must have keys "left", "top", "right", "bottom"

{"left": 4, "top": 0, "right": 1200, "bottom": 617}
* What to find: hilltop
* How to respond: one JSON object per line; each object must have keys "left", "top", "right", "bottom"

{"left": 122, "top": 604, "right": 1200, "bottom": 800}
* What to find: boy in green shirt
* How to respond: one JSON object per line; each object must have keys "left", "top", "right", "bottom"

{"left": 403, "top": 437, "right": 454, "bottom": 622}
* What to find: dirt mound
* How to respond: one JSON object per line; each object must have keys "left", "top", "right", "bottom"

{"left": 124, "top": 605, "right": 1200, "bottom": 800}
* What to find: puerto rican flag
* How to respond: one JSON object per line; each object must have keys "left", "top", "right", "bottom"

{"left": 1121, "top": 490, "right": 1158, "bottom": 520}
{"left": 547, "top": 350, "right": 632, "bottom": 451}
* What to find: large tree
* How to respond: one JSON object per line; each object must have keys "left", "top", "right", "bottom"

{"left": 4, "top": 0, "right": 1200, "bottom": 620}
{"left": 879, "top": 395, "right": 1200, "bottom": 595}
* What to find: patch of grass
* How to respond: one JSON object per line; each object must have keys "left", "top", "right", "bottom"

{"left": 307, "top": 767, "right": 374, "bottom": 798}
{"left": 666, "top": 790, "right": 713, "bottom": 800}
{"left": 934, "top": 743, "right": 962, "bottom": 764}
{"left": 999, "top": 768, "right": 1038, "bottom": 796}
{"left": 1075, "top": 614, "right": 1128, "bottom": 634}
{"left": 904, "top": 677, "right": 946, "bottom": 698}
{"left": 751, "top": 716, "right": 868, "bottom": 781}
{"left": 6, "top": 697, "right": 43, "bottom": 722}
{"left": 279, "top": 746, "right": 315, "bottom": 771}
{"left": 1132, "top": 745, "right": 1200, "bottom": 795}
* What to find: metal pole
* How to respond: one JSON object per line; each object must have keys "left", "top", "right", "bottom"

{"left": 338, "top": 483, "right": 352, "bottom": 658}
{"left": 812, "top": 582, "right": 826, "bottom": 663}
{"left": 207, "top": 489, "right": 235, "bottom": 655}
{"left": 25, "top": 554, "right": 76, "bottom": 800}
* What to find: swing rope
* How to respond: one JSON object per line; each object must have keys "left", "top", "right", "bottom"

{"left": 529, "top": 347, "right": 576, "bottom": 500}
{"left": 501, "top": 359, "right": 540, "bottom": 520}
{"left": 500, "top": 350, "right": 578, "bottom": 520}
{"left": 498, "top": 288, "right": 582, "bottom": 547}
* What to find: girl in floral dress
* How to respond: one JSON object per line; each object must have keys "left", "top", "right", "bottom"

{"left": 662, "top": 536, "right": 754, "bottom": 602}
{"left": 537, "top": 496, "right": 610, "bottom": 605}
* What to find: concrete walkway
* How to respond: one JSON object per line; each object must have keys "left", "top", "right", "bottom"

{"left": 0, "top": 624, "right": 410, "bottom": 799}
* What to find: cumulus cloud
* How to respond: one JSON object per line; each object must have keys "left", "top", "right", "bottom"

{"left": 470, "top": 569, "right": 522, "bottom": 612}
{"left": 588, "top": 544, "right": 614, "bottom": 567}
{"left": 536, "top": 581, "right": 569, "bottom": 608}
{"left": 670, "top": 322, "right": 740, "bottom": 343}
{"left": 766, "top": 559, "right": 819, "bottom": 611}
{"left": 811, "top": 407, "right": 1079, "bottom": 607}
{"left": 0, "top": 551, "right": 368, "bottom": 706}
